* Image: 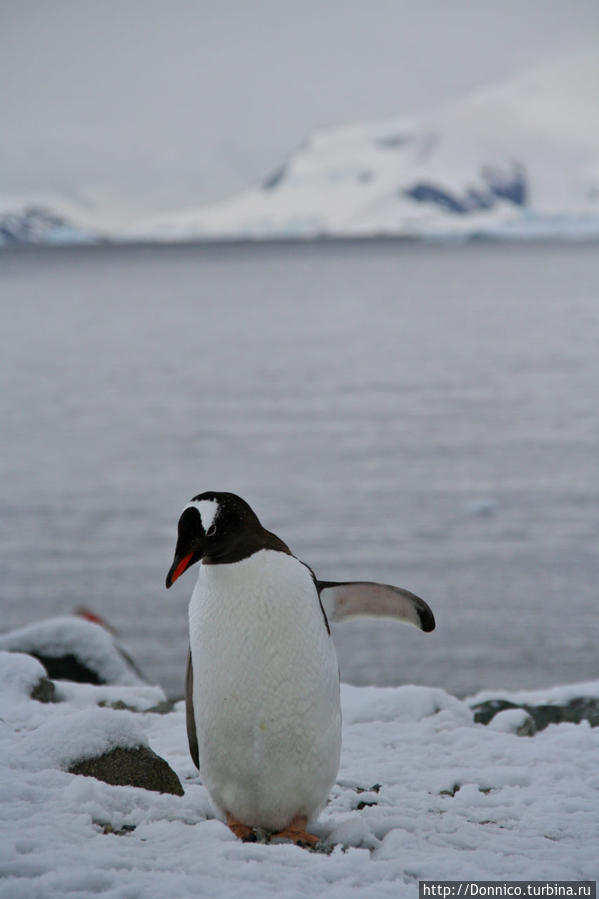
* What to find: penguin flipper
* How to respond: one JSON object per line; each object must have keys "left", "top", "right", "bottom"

{"left": 317, "top": 581, "right": 435, "bottom": 632}
{"left": 185, "top": 648, "right": 200, "bottom": 769}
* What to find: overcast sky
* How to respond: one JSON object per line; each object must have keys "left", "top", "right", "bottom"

{"left": 3, "top": 1, "right": 599, "bottom": 220}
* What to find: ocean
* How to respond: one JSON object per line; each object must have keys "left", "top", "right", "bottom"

{"left": 1, "top": 239, "right": 598, "bottom": 697}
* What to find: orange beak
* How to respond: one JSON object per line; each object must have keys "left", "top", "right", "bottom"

{"left": 166, "top": 553, "right": 194, "bottom": 588}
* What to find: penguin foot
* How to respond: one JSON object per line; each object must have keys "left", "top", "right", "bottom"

{"left": 270, "top": 816, "right": 319, "bottom": 848}
{"left": 226, "top": 813, "right": 254, "bottom": 841}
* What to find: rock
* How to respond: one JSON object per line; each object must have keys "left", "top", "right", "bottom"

{"left": 515, "top": 714, "right": 537, "bottom": 737}
{"left": 30, "top": 676, "right": 56, "bottom": 703}
{"left": 0, "top": 616, "right": 145, "bottom": 686}
{"left": 35, "top": 652, "right": 103, "bottom": 684}
{"left": 487, "top": 707, "right": 537, "bottom": 736}
{"left": 146, "top": 697, "right": 183, "bottom": 715}
{"left": 69, "top": 745, "right": 184, "bottom": 796}
{"left": 472, "top": 699, "right": 520, "bottom": 725}
{"left": 472, "top": 696, "right": 599, "bottom": 733}
{"left": 566, "top": 697, "right": 599, "bottom": 727}
{"left": 0, "top": 650, "right": 56, "bottom": 702}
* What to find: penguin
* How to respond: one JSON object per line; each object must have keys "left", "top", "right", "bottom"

{"left": 166, "top": 491, "right": 435, "bottom": 846}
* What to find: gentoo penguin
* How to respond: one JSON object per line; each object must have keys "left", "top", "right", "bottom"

{"left": 166, "top": 491, "right": 435, "bottom": 846}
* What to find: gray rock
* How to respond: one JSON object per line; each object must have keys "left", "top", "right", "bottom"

{"left": 515, "top": 714, "right": 537, "bottom": 737}
{"left": 472, "top": 696, "right": 599, "bottom": 732}
{"left": 69, "top": 745, "right": 184, "bottom": 796}
{"left": 30, "top": 676, "right": 56, "bottom": 703}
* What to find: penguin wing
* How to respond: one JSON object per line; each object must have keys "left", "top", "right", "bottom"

{"left": 185, "top": 648, "right": 200, "bottom": 769}
{"left": 316, "top": 581, "right": 435, "bottom": 632}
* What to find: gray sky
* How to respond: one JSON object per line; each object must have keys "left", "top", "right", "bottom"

{"left": 3, "top": 0, "right": 599, "bottom": 220}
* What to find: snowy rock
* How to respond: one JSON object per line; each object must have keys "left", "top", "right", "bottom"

{"left": 70, "top": 745, "right": 184, "bottom": 796}
{"left": 20, "top": 706, "right": 150, "bottom": 771}
{"left": 0, "top": 616, "right": 145, "bottom": 686}
{"left": 0, "top": 650, "right": 56, "bottom": 703}
{"left": 471, "top": 695, "right": 599, "bottom": 732}
{"left": 486, "top": 708, "right": 536, "bottom": 737}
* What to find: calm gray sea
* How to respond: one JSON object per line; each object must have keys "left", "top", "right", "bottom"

{"left": 1, "top": 240, "right": 598, "bottom": 697}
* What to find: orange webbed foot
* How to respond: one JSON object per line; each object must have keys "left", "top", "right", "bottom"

{"left": 270, "top": 815, "right": 319, "bottom": 848}
{"left": 226, "top": 813, "right": 254, "bottom": 841}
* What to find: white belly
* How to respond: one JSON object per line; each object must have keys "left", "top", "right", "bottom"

{"left": 188, "top": 549, "right": 341, "bottom": 831}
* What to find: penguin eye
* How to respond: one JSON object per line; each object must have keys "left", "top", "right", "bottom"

{"left": 206, "top": 525, "right": 216, "bottom": 537}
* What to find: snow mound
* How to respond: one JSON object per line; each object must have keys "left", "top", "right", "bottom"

{"left": 0, "top": 650, "right": 49, "bottom": 699}
{"left": 0, "top": 616, "right": 145, "bottom": 686}
{"left": 135, "top": 50, "right": 599, "bottom": 242}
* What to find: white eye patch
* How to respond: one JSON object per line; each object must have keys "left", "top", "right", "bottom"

{"left": 184, "top": 499, "right": 219, "bottom": 533}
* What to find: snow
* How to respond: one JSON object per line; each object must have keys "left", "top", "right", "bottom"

{"left": 1, "top": 653, "right": 597, "bottom": 897}
{"left": 0, "top": 616, "right": 146, "bottom": 686}
{"left": 53, "top": 681, "right": 166, "bottom": 711}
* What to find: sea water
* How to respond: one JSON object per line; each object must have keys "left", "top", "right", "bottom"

{"left": 1, "top": 240, "right": 597, "bottom": 696}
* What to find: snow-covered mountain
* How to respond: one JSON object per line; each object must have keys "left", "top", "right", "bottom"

{"left": 133, "top": 50, "right": 599, "bottom": 242}
{"left": 2, "top": 51, "right": 598, "bottom": 245}
{"left": 0, "top": 199, "right": 99, "bottom": 246}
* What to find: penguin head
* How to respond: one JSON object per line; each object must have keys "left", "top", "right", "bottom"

{"left": 165, "top": 491, "right": 263, "bottom": 587}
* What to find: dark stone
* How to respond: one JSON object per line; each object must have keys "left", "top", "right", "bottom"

{"left": 97, "top": 822, "right": 137, "bottom": 836}
{"left": 515, "top": 714, "right": 537, "bottom": 737}
{"left": 33, "top": 653, "right": 102, "bottom": 684}
{"left": 98, "top": 700, "right": 137, "bottom": 712}
{"left": 30, "top": 676, "right": 56, "bottom": 703}
{"left": 69, "top": 745, "right": 184, "bottom": 796}
{"left": 440, "top": 783, "right": 461, "bottom": 797}
{"left": 524, "top": 705, "right": 564, "bottom": 731}
{"left": 472, "top": 696, "right": 599, "bottom": 732}
{"left": 566, "top": 697, "right": 599, "bottom": 727}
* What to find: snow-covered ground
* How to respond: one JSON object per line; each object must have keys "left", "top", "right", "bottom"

{"left": 2, "top": 51, "right": 599, "bottom": 245}
{"left": 1, "top": 641, "right": 597, "bottom": 898}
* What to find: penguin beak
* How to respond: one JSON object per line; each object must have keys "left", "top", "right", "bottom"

{"left": 165, "top": 553, "right": 194, "bottom": 589}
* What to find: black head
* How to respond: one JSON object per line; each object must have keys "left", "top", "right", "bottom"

{"left": 165, "top": 491, "right": 289, "bottom": 587}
